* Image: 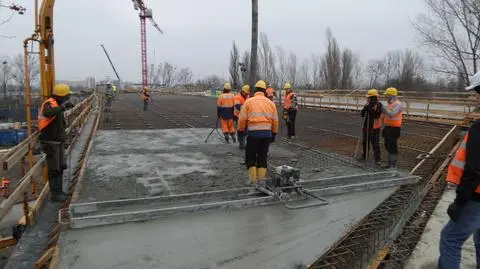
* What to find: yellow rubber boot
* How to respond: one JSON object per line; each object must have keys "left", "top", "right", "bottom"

{"left": 257, "top": 168, "right": 267, "bottom": 181}
{"left": 248, "top": 167, "right": 257, "bottom": 184}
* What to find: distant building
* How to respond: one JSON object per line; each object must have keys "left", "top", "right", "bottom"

{"left": 86, "top": 77, "right": 96, "bottom": 89}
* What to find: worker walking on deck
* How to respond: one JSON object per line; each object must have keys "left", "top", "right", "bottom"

{"left": 266, "top": 84, "right": 276, "bottom": 102}
{"left": 217, "top": 83, "right": 236, "bottom": 143}
{"left": 237, "top": 80, "right": 278, "bottom": 185}
{"left": 359, "top": 89, "right": 383, "bottom": 165}
{"left": 382, "top": 87, "right": 402, "bottom": 169}
{"left": 142, "top": 87, "right": 150, "bottom": 111}
{"left": 438, "top": 72, "right": 480, "bottom": 269}
{"left": 112, "top": 84, "right": 117, "bottom": 100}
{"left": 38, "top": 84, "right": 73, "bottom": 202}
{"left": 283, "top": 83, "right": 298, "bottom": 139}
{"left": 234, "top": 85, "right": 250, "bottom": 149}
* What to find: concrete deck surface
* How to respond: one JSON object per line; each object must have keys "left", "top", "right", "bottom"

{"left": 405, "top": 187, "right": 476, "bottom": 269}
{"left": 59, "top": 188, "right": 395, "bottom": 269}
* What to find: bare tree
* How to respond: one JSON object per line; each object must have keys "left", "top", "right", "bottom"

{"left": 311, "top": 54, "right": 322, "bottom": 89}
{"left": 258, "top": 33, "right": 277, "bottom": 85}
{"left": 340, "top": 48, "right": 354, "bottom": 89}
{"left": 12, "top": 53, "right": 40, "bottom": 92}
{"left": 176, "top": 67, "right": 193, "bottom": 89}
{"left": 287, "top": 52, "right": 297, "bottom": 85}
{"left": 249, "top": 0, "right": 259, "bottom": 89}
{"left": 366, "top": 60, "right": 385, "bottom": 88}
{"left": 240, "top": 50, "right": 250, "bottom": 85}
{"left": 229, "top": 42, "right": 241, "bottom": 89}
{"left": 160, "top": 62, "right": 177, "bottom": 87}
{"left": 414, "top": 0, "right": 480, "bottom": 85}
{"left": 320, "top": 28, "right": 342, "bottom": 89}
{"left": 196, "top": 75, "right": 223, "bottom": 91}
{"left": 298, "top": 58, "right": 310, "bottom": 88}
{"left": 382, "top": 50, "right": 424, "bottom": 90}
{"left": 275, "top": 46, "right": 288, "bottom": 87}
{"left": 0, "top": 57, "right": 13, "bottom": 99}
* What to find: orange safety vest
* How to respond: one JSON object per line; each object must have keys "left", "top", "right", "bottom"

{"left": 38, "top": 98, "right": 59, "bottom": 131}
{"left": 383, "top": 100, "right": 402, "bottom": 127}
{"left": 283, "top": 92, "right": 296, "bottom": 110}
{"left": 1, "top": 177, "right": 9, "bottom": 197}
{"left": 234, "top": 93, "right": 248, "bottom": 117}
{"left": 142, "top": 90, "right": 150, "bottom": 100}
{"left": 238, "top": 92, "right": 279, "bottom": 133}
{"left": 446, "top": 134, "right": 480, "bottom": 192}
{"left": 266, "top": 87, "right": 275, "bottom": 98}
{"left": 372, "top": 104, "right": 382, "bottom": 129}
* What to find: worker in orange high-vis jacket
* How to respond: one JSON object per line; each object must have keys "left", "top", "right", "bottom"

{"left": 1, "top": 177, "right": 9, "bottom": 197}
{"left": 38, "top": 84, "right": 74, "bottom": 202}
{"left": 382, "top": 87, "right": 402, "bottom": 169}
{"left": 217, "top": 83, "right": 236, "bottom": 143}
{"left": 141, "top": 87, "right": 150, "bottom": 111}
{"left": 237, "top": 80, "right": 278, "bottom": 186}
{"left": 438, "top": 72, "right": 480, "bottom": 269}
{"left": 234, "top": 85, "right": 250, "bottom": 149}
{"left": 266, "top": 84, "right": 276, "bottom": 102}
{"left": 283, "top": 82, "right": 298, "bottom": 139}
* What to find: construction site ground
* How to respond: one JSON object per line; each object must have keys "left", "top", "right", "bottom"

{"left": 5, "top": 92, "right": 450, "bottom": 268}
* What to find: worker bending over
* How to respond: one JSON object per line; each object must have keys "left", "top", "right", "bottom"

{"left": 266, "top": 84, "right": 276, "bottom": 102}
{"left": 438, "top": 72, "right": 480, "bottom": 269}
{"left": 217, "top": 83, "right": 236, "bottom": 143}
{"left": 283, "top": 82, "right": 298, "bottom": 139}
{"left": 234, "top": 85, "right": 250, "bottom": 149}
{"left": 142, "top": 87, "right": 150, "bottom": 111}
{"left": 38, "top": 84, "right": 73, "bottom": 202}
{"left": 382, "top": 87, "right": 402, "bottom": 169}
{"left": 360, "top": 89, "right": 383, "bottom": 165}
{"left": 237, "top": 80, "right": 278, "bottom": 185}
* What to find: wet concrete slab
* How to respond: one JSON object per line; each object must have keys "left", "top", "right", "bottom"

{"left": 59, "top": 188, "right": 395, "bottom": 269}
{"left": 77, "top": 128, "right": 372, "bottom": 203}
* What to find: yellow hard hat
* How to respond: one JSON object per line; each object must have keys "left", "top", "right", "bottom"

{"left": 255, "top": 80, "right": 267, "bottom": 90}
{"left": 53, "top": 84, "right": 71, "bottom": 97}
{"left": 284, "top": 82, "right": 292, "bottom": 89}
{"left": 242, "top": 85, "right": 250, "bottom": 94}
{"left": 384, "top": 87, "right": 398, "bottom": 96}
{"left": 224, "top": 83, "right": 232, "bottom": 90}
{"left": 366, "top": 89, "right": 379, "bottom": 97}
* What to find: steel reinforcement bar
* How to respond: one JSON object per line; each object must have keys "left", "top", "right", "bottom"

{"left": 308, "top": 125, "right": 459, "bottom": 269}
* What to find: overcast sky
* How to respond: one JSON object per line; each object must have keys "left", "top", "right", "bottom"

{"left": 0, "top": 0, "right": 427, "bottom": 82}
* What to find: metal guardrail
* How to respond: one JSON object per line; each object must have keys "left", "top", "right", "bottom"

{"left": 0, "top": 92, "right": 97, "bottom": 248}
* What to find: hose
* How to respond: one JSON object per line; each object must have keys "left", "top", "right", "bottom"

{"left": 204, "top": 117, "right": 222, "bottom": 143}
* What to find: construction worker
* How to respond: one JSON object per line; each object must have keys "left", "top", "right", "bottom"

{"left": 38, "top": 84, "right": 73, "bottom": 202}
{"left": 438, "top": 72, "right": 480, "bottom": 269}
{"left": 359, "top": 89, "right": 383, "bottom": 165}
{"left": 382, "top": 87, "right": 402, "bottom": 169}
{"left": 1, "top": 177, "right": 9, "bottom": 197}
{"left": 111, "top": 84, "right": 117, "bottom": 100}
{"left": 283, "top": 82, "right": 298, "bottom": 139}
{"left": 266, "top": 84, "right": 276, "bottom": 102}
{"left": 105, "top": 83, "right": 114, "bottom": 112}
{"left": 142, "top": 87, "right": 150, "bottom": 111}
{"left": 217, "top": 83, "right": 236, "bottom": 143}
{"left": 234, "top": 85, "right": 250, "bottom": 149}
{"left": 237, "top": 80, "right": 278, "bottom": 186}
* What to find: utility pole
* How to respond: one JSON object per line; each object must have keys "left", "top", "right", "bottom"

{"left": 249, "top": 0, "right": 258, "bottom": 95}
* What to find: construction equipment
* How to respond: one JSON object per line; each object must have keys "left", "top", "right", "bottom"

{"left": 100, "top": 44, "right": 121, "bottom": 83}
{"left": 131, "top": 0, "right": 164, "bottom": 89}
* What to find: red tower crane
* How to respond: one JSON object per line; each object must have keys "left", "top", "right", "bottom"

{"left": 131, "top": 0, "right": 163, "bottom": 89}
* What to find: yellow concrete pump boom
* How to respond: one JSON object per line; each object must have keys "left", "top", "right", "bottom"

{"left": 38, "top": 0, "right": 56, "bottom": 101}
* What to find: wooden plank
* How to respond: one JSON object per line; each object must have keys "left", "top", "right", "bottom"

{"left": 1, "top": 132, "right": 39, "bottom": 170}
{"left": 19, "top": 182, "right": 50, "bottom": 226}
{"left": 49, "top": 246, "right": 61, "bottom": 269}
{"left": 0, "top": 154, "right": 45, "bottom": 220}
{"left": 35, "top": 246, "right": 55, "bottom": 269}
{"left": 0, "top": 236, "right": 17, "bottom": 249}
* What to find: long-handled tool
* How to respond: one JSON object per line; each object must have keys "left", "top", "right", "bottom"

{"left": 204, "top": 117, "right": 221, "bottom": 143}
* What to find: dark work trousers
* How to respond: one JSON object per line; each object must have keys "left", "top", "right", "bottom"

{"left": 286, "top": 109, "right": 297, "bottom": 137}
{"left": 245, "top": 136, "right": 270, "bottom": 168}
{"left": 362, "top": 128, "right": 381, "bottom": 161}
{"left": 143, "top": 99, "right": 149, "bottom": 111}
{"left": 382, "top": 126, "right": 401, "bottom": 154}
{"left": 41, "top": 141, "right": 65, "bottom": 194}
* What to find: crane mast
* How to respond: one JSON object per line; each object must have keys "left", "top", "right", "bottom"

{"left": 131, "top": 0, "right": 163, "bottom": 89}
{"left": 100, "top": 44, "right": 121, "bottom": 82}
